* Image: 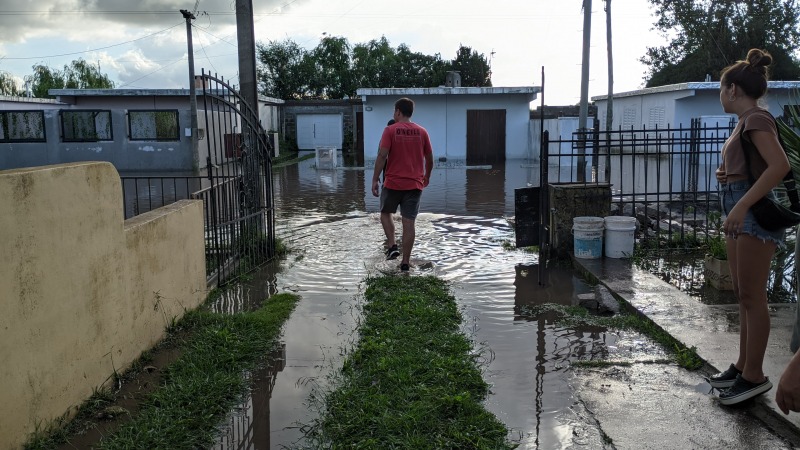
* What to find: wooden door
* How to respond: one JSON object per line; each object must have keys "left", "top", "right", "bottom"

{"left": 467, "top": 109, "right": 506, "bottom": 165}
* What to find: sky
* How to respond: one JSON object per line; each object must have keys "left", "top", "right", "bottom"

{"left": 0, "top": 0, "right": 664, "bottom": 106}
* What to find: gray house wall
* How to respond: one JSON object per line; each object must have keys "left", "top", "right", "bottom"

{"left": 0, "top": 90, "right": 285, "bottom": 173}
{"left": 0, "top": 92, "right": 196, "bottom": 172}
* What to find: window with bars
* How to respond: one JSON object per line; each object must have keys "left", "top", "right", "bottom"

{"left": 128, "top": 110, "right": 179, "bottom": 141}
{"left": 0, "top": 110, "right": 46, "bottom": 142}
{"left": 61, "top": 110, "right": 112, "bottom": 142}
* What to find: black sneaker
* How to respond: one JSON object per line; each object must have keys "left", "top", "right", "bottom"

{"left": 708, "top": 363, "right": 741, "bottom": 389}
{"left": 400, "top": 263, "right": 410, "bottom": 272}
{"left": 386, "top": 245, "right": 400, "bottom": 260}
{"left": 718, "top": 374, "right": 772, "bottom": 405}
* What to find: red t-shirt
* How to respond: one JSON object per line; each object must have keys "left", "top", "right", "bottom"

{"left": 379, "top": 122, "right": 433, "bottom": 191}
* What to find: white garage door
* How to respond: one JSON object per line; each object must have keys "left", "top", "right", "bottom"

{"left": 296, "top": 114, "right": 343, "bottom": 150}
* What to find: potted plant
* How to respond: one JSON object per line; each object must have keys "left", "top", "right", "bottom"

{"left": 704, "top": 211, "right": 733, "bottom": 290}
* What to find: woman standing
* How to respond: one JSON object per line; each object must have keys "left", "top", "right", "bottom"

{"left": 709, "top": 48, "right": 790, "bottom": 405}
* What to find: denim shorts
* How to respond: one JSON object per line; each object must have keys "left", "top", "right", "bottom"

{"left": 720, "top": 180, "right": 786, "bottom": 249}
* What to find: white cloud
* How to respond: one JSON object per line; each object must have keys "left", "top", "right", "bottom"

{"left": 0, "top": 0, "right": 661, "bottom": 104}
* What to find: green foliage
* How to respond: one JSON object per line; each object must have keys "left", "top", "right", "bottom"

{"left": 451, "top": 45, "right": 492, "bottom": 87}
{"left": 27, "top": 58, "right": 114, "bottom": 98}
{"left": 256, "top": 38, "right": 312, "bottom": 100}
{"left": 24, "top": 288, "right": 301, "bottom": 449}
{"left": 308, "top": 36, "right": 353, "bottom": 99}
{"left": 778, "top": 96, "right": 800, "bottom": 178}
{"left": 256, "top": 36, "right": 489, "bottom": 99}
{"left": 0, "top": 71, "right": 21, "bottom": 95}
{"left": 705, "top": 211, "right": 727, "bottom": 260}
{"left": 304, "top": 276, "right": 515, "bottom": 449}
{"left": 642, "top": 0, "right": 800, "bottom": 86}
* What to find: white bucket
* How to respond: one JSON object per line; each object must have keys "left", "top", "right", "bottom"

{"left": 604, "top": 216, "right": 637, "bottom": 258}
{"left": 573, "top": 216, "right": 604, "bottom": 259}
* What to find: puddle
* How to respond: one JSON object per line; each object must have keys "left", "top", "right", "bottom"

{"left": 635, "top": 249, "right": 795, "bottom": 305}
{"left": 202, "top": 159, "right": 643, "bottom": 449}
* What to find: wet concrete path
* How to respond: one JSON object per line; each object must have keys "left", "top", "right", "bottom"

{"left": 209, "top": 158, "right": 800, "bottom": 449}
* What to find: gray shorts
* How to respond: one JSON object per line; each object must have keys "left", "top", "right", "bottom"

{"left": 720, "top": 180, "right": 786, "bottom": 249}
{"left": 380, "top": 188, "right": 422, "bottom": 219}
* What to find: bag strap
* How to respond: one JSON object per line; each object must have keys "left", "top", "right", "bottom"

{"left": 739, "top": 111, "right": 800, "bottom": 210}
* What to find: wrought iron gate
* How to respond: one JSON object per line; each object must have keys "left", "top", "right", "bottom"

{"left": 191, "top": 71, "right": 275, "bottom": 286}
{"left": 120, "top": 74, "right": 275, "bottom": 286}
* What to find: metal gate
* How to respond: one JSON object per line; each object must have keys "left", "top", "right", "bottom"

{"left": 191, "top": 71, "right": 275, "bottom": 286}
{"left": 119, "top": 72, "right": 275, "bottom": 286}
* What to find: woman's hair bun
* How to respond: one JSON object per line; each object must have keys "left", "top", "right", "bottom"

{"left": 746, "top": 48, "right": 773, "bottom": 68}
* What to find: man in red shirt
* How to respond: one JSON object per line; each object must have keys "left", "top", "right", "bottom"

{"left": 371, "top": 97, "right": 434, "bottom": 272}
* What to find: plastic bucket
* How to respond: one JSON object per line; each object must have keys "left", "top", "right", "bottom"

{"left": 604, "top": 216, "right": 637, "bottom": 258}
{"left": 573, "top": 216, "right": 604, "bottom": 259}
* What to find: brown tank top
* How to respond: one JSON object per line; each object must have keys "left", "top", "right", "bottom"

{"left": 719, "top": 107, "right": 778, "bottom": 180}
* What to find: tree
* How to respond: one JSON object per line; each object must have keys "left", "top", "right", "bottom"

{"left": 450, "top": 45, "right": 492, "bottom": 87}
{"left": 308, "top": 36, "right": 353, "bottom": 99}
{"left": 63, "top": 59, "right": 115, "bottom": 89}
{"left": 0, "top": 72, "right": 21, "bottom": 96}
{"left": 27, "top": 59, "right": 114, "bottom": 98}
{"left": 395, "top": 44, "right": 448, "bottom": 88}
{"left": 256, "top": 36, "right": 489, "bottom": 99}
{"left": 257, "top": 39, "right": 312, "bottom": 99}
{"left": 642, "top": 0, "right": 800, "bottom": 86}
{"left": 351, "top": 37, "right": 398, "bottom": 89}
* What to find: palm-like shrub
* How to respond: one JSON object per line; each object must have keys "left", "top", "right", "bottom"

{"left": 776, "top": 104, "right": 800, "bottom": 298}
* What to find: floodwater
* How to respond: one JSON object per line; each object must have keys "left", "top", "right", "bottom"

{"left": 206, "top": 157, "right": 630, "bottom": 449}
{"left": 202, "top": 156, "right": 800, "bottom": 449}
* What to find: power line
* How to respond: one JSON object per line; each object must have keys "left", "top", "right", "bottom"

{"left": 0, "top": 22, "right": 183, "bottom": 60}
{"left": 117, "top": 57, "right": 184, "bottom": 89}
{"left": 0, "top": 10, "right": 211, "bottom": 15}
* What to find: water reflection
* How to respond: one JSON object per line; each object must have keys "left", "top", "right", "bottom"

{"left": 211, "top": 160, "right": 634, "bottom": 449}
{"left": 213, "top": 345, "right": 286, "bottom": 450}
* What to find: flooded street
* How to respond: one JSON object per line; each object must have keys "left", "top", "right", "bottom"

{"left": 207, "top": 157, "right": 796, "bottom": 449}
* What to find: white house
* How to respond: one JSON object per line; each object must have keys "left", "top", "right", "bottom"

{"left": 592, "top": 81, "right": 800, "bottom": 130}
{"left": 586, "top": 81, "right": 800, "bottom": 199}
{"left": 357, "top": 86, "right": 540, "bottom": 165}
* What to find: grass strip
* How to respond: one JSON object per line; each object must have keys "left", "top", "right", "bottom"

{"left": 272, "top": 151, "right": 315, "bottom": 168}
{"left": 92, "top": 292, "right": 300, "bottom": 450}
{"left": 306, "top": 275, "right": 515, "bottom": 449}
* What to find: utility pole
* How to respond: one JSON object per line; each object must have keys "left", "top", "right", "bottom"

{"left": 577, "top": 0, "right": 592, "bottom": 182}
{"left": 236, "top": 0, "right": 258, "bottom": 118}
{"left": 181, "top": 9, "right": 200, "bottom": 172}
{"left": 604, "top": 0, "right": 613, "bottom": 183}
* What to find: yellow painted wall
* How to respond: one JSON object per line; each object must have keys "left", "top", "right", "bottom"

{"left": 0, "top": 162, "right": 206, "bottom": 449}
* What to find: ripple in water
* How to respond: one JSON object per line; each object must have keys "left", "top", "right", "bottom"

{"left": 212, "top": 161, "right": 626, "bottom": 449}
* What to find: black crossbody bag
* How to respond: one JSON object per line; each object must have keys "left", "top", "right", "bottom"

{"left": 740, "top": 112, "right": 800, "bottom": 231}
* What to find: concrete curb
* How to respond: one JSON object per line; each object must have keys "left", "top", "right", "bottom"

{"left": 572, "top": 256, "right": 800, "bottom": 438}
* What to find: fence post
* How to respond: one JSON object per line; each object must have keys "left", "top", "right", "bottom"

{"left": 539, "top": 130, "right": 550, "bottom": 285}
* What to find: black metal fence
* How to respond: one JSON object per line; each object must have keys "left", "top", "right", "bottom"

{"left": 121, "top": 71, "right": 275, "bottom": 286}
{"left": 543, "top": 117, "right": 736, "bottom": 249}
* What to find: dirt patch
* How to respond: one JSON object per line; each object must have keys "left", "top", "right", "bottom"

{"left": 54, "top": 344, "right": 183, "bottom": 449}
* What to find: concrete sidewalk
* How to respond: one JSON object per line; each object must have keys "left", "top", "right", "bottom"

{"left": 574, "top": 256, "right": 800, "bottom": 433}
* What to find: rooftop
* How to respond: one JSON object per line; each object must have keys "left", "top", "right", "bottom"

{"left": 357, "top": 86, "right": 541, "bottom": 96}
{"left": 592, "top": 81, "right": 800, "bottom": 101}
